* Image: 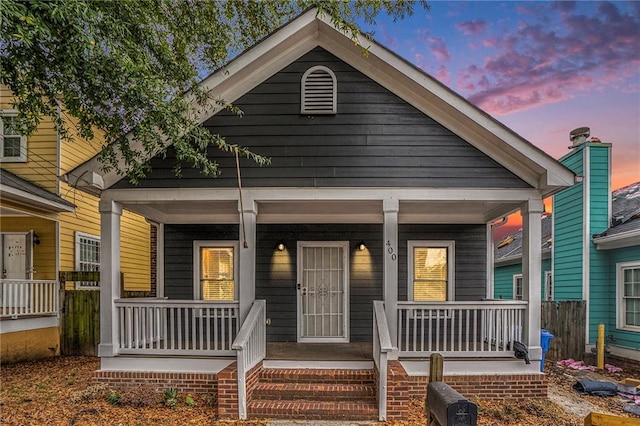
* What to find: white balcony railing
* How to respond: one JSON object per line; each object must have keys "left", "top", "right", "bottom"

{"left": 115, "top": 299, "right": 239, "bottom": 356}
{"left": 373, "top": 300, "right": 393, "bottom": 421}
{"left": 397, "top": 301, "right": 527, "bottom": 357}
{"left": 0, "top": 279, "right": 59, "bottom": 318}
{"left": 233, "top": 300, "right": 266, "bottom": 420}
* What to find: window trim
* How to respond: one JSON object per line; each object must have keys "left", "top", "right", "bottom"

{"left": 0, "top": 110, "right": 27, "bottom": 162}
{"left": 408, "top": 240, "right": 455, "bottom": 302}
{"left": 193, "top": 240, "right": 239, "bottom": 301}
{"left": 75, "top": 231, "right": 101, "bottom": 290}
{"left": 616, "top": 260, "right": 640, "bottom": 331}
{"left": 513, "top": 274, "right": 523, "bottom": 300}
{"left": 300, "top": 65, "right": 337, "bottom": 115}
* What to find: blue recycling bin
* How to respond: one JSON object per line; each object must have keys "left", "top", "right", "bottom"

{"left": 540, "top": 329, "right": 554, "bottom": 371}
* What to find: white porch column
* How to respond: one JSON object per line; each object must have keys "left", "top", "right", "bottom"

{"left": 98, "top": 200, "right": 122, "bottom": 357}
{"left": 238, "top": 199, "right": 257, "bottom": 322}
{"left": 383, "top": 199, "right": 399, "bottom": 346}
{"left": 522, "top": 199, "right": 543, "bottom": 358}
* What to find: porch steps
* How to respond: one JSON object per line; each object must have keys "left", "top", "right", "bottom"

{"left": 247, "top": 368, "right": 378, "bottom": 420}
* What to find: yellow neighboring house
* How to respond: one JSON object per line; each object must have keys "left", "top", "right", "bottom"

{"left": 0, "top": 85, "right": 151, "bottom": 363}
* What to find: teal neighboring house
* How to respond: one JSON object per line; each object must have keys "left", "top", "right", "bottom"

{"left": 494, "top": 131, "right": 640, "bottom": 363}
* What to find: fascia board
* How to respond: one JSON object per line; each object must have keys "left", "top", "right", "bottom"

{"left": 68, "top": 8, "right": 574, "bottom": 195}
{"left": 67, "top": 10, "right": 322, "bottom": 193}
{"left": 315, "top": 18, "right": 574, "bottom": 193}
{"left": 0, "top": 184, "right": 75, "bottom": 213}
{"left": 593, "top": 230, "right": 640, "bottom": 250}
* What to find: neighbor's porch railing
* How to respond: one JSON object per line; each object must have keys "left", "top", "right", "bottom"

{"left": 0, "top": 279, "right": 59, "bottom": 318}
{"left": 397, "top": 301, "right": 527, "bottom": 357}
{"left": 373, "top": 300, "right": 393, "bottom": 422}
{"left": 233, "top": 300, "right": 267, "bottom": 420}
{"left": 114, "top": 298, "right": 239, "bottom": 356}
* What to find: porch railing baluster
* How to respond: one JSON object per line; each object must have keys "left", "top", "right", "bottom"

{"left": 397, "top": 301, "right": 527, "bottom": 358}
{"left": 113, "top": 299, "right": 238, "bottom": 356}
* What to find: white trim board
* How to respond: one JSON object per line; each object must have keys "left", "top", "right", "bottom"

{"left": 100, "top": 356, "right": 234, "bottom": 373}
{"left": 66, "top": 9, "right": 574, "bottom": 196}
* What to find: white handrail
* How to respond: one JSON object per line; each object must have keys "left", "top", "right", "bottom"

{"left": 0, "top": 279, "right": 59, "bottom": 318}
{"left": 373, "top": 300, "right": 394, "bottom": 421}
{"left": 114, "top": 299, "right": 239, "bottom": 356}
{"left": 232, "top": 300, "right": 266, "bottom": 420}
{"left": 397, "top": 301, "right": 527, "bottom": 358}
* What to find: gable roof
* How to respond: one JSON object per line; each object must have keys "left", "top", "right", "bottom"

{"left": 495, "top": 181, "right": 640, "bottom": 263}
{"left": 67, "top": 8, "right": 574, "bottom": 195}
{"left": 0, "top": 168, "right": 75, "bottom": 213}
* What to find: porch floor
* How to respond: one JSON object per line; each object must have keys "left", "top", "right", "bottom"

{"left": 266, "top": 342, "right": 373, "bottom": 361}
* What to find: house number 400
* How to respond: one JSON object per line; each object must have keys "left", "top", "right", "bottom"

{"left": 386, "top": 240, "right": 397, "bottom": 261}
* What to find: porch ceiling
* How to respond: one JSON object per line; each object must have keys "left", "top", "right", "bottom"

{"left": 120, "top": 198, "right": 521, "bottom": 224}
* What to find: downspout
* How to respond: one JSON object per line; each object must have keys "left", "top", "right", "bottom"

{"left": 55, "top": 99, "right": 62, "bottom": 285}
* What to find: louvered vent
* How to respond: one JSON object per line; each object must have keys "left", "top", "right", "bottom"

{"left": 301, "top": 66, "right": 337, "bottom": 114}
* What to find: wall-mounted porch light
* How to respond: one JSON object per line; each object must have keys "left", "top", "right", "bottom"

{"left": 358, "top": 241, "right": 366, "bottom": 251}
{"left": 277, "top": 243, "right": 286, "bottom": 251}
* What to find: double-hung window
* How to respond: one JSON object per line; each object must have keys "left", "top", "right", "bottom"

{"left": 75, "top": 232, "right": 100, "bottom": 289}
{"left": 513, "top": 274, "right": 523, "bottom": 300}
{"left": 617, "top": 261, "right": 640, "bottom": 330}
{"left": 194, "top": 241, "right": 239, "bottom": 301}
{"left": 0, "top": 110, "right": 27, "bottom": 162}
{"left": 408, "top": 241, "right": 455, "bottom": 302}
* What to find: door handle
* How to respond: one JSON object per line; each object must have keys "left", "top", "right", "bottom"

{"left": 302, "top": 287, "right": 307, "bottom": 296}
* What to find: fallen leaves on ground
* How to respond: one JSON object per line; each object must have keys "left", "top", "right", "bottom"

{"left": 1, "top": 356, "right": 639, "bottom": 425}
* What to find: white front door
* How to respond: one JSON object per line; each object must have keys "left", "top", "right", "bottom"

{"left": 297, "top": 241, "right": 349, "bottom": 342}
{"left": 1, "top": 231, "right": 33, "bottom": 280}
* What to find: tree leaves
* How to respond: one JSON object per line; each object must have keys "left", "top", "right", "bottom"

{"left": 0, "top": 0, "right": 427, "bottom": 184}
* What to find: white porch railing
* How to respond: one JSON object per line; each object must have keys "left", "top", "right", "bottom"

{"left": 397, "top": 301, "right": 527, "bottom": 357}
{"left": 233, "top": 300, "right": 267, "bottom": 420}
{"left": 114, "top": 299, "right": 239, "bottom": 356}
{"left": 373, "top": 300, "right": 393, "bottom": 422}
{"left": 0, "top": 279, "right": 59, "bottom": 318}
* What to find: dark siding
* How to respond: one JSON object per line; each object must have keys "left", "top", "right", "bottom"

{"left": 164, "top": 225, "right": 239, "bottom": 300}
{"left": 256, "top": 224, "right": 383, "bottom": 343}
{"left": 398, "top": 224, "right": 487, "bottom": 301}
{"left": 114, "top": 47, "right": 529, "bottom": 190}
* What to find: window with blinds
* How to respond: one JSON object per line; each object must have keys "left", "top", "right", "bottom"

{"left": 200, "top": 246, "right": 235, "bottom": 301}
{"left": 301, "top": 65, "right": 337, "bottom": 114}
{"left": 408, "top": 241, "right": 455, "bottom": 302}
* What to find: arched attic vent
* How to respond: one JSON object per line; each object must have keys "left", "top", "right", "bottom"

{"left": 300, "top": 65, "right": 337, "bottom": 115}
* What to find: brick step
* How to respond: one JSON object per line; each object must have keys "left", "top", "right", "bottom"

{"left": 259, "top": 368, "right": 375, "bottom": 384}
{"left": 247, "top": 399, "right": 378, "bottom": 420}
{"left": 252, "top": 382, "right": 376, "bottom": 401}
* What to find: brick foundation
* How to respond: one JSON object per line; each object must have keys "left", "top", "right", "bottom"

{"left": 385, "top": 360, "right": 548, "bottom": 421}
{"left": 94, "top": 370, "right": 217, "bottom": 395}
{"left": 217, "top": 361, "right": 263, "bottom": 419}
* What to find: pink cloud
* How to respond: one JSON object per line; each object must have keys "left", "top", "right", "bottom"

{"left": 435, "top": 66, "right": 451, "bottom": 85}
{"left": 458, "top": 2, "right": 640, "bottom": 115}
{"left": 427, "top": 36, "right": 451, "bottom": 62}
{"left": 456, "top": 20, "right": 488, "bottom": 36}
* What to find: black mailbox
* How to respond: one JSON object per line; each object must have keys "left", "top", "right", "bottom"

{"left": 427, "top": 381, "right": 477, "bottom": 426}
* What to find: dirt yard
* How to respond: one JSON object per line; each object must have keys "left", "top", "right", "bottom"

{"left": 1, "top": 356, "right": 638, "bottom": 425}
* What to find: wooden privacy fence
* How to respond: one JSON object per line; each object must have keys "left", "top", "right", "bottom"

{"left": 61, "top": 289, "right": 154, "bottom": 356}
{"left": 61, "top": 290, "right": 100, "bottom": 356}
{"left": 541, "top": 301, "right": 586, "bottom": 361}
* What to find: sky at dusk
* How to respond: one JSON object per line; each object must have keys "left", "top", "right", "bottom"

{"left": 360, "top": 1, "right": 639, "bottom": 237}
